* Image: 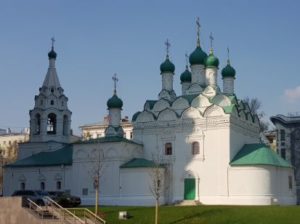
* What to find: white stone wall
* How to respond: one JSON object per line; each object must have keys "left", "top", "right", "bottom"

{"left": 71, "top": 141, "right": 143, "bottom": 205}
{"left": 223, "top": 78, "right": 234, "bottom": 94}
{"left": 191, "top": 64, "right": 205, "bottom": 86}
{"left": 161, "top": 72, "right": 174, "bottom": 91}
{"left": 3, "top": 166, "right": 72, "bottom": 196}
{"left": 228, "top": 166, "right": 296, "bottom": 205}
{"left": 205, "top": 67, "right": 217, "bottom": 87}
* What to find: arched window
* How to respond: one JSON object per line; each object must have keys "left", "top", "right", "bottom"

{"left": 192, "top": 142, "right": 200, "bottom": 155}
{"left": 40, "top": 182, "right": 45, "bottom": 191}
{"left": 165, "top": 143, "right": 172, "bottom": 155}
{"left": 63, "top": 115, "right": 68, "bottom": 136}
{"left": 56, "top": 181, "right": 62, "bottom": 190}
{"left": 47, "top": 113, "right": 57, "bottom": 134}
{"left": 20, "top": 182, "right": 25, "bottom": 190}
{"left": 35, "top": 114, "right": 41, "bottom": 134}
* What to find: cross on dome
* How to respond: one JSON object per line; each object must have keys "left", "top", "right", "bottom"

{"left": 227, "top": 47, "right": 231, "bottom": 64}
{"left": 185, "top": 53, "right": 189, "bottom": 68}
{"left": 165, "top": 39, "right": 171, "bottom": 58}
{"left": 209, "top": 32, "right": 214, "bottom": 53}
{"left": 51, "top": 37, "right": 55, "bottom": 49}
{"left": 196, "top": 17, "right": 201, "bottom": 47}
{"left": 112, "top": 73, "right": 118, "bottom": 95}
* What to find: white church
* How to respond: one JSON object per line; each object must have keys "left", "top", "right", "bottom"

{"left": 3, "top": 21, "right": 297, "bottom": 206}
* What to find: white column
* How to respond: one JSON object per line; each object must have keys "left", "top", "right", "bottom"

{"left": 205, "top": 68, "right": 218, "bottom": 87}
{"left": 223, "top": 78, "right": 234, "bottom": 94}
{"left": 109, "top": 108, "right": 121, "bottom": 127}
{"left": 162, "top": 72, "right": 174, "bottom": 91}
{"left": 191, "top": 65, "right": 205, "bottom": 86}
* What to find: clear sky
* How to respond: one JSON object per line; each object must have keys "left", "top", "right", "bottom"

{"left": 0, "top": 0, "right": 300, "bottom": 134}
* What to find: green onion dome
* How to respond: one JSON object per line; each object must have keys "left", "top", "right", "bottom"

{"left": 180, "top": 67, "right": 192, "bottom": 83}
{"left": 107, "top": 94, "right": 123, "bottom": 109}
{"left": 189, "top": 47, "right": 208, "bottom": 65}
{"left": 48, "top": 47, "right": 57, "bottom": 59}
{"left": 221, "top": 62, "right": 236, "bottom": 78}
{"left": 205, "top": 52, "right": 219, "bottom": 68}
{"left": 160, "top": 57, "right": 175, "bottom": 73}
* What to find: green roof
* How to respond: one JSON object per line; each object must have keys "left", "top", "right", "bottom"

{"left": 145, "top": 100, "right": 157, "bottom": 110}
{"left": 205, "top": 52, "right": 219, "bottom": 68}
{"left": 189, "top": 46, "right": 208, "bottom": 65}
{"left": 6, "top": 145, "right": 72, "bottom": 168}
{"left": 78, "top": 136, "right": 142, "bottom": 145}
{"left": 107, "top": 94, "right": 123, "bottom": 109}
{"left": 231, "top": 144, "right": 292, "bottom": 168}
{"left": 180, "top": 67, "right": 192, "bottom": 83}
{"left": 160, "top": 57, "right": 175, "bottom": 73}
{"left": 120, "top": 158, "right": 158, "bottom": 168}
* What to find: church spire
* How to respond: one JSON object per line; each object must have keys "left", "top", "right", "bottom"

{"left": 43, "top": 38, "right": 61, "bottom": 89}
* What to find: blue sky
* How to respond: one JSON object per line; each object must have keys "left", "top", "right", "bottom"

{"left": 0, "top": 0, "right": 300, "bottom": 134}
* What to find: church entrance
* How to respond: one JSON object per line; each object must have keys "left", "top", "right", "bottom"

{"left": 184, "top": 178, "right": 195, "bottom": 200}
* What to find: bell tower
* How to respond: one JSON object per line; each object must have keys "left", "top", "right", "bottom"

{"left": 29, "top": 38, "right": 72, "bottom": 143}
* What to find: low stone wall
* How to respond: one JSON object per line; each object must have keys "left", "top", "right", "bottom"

{"left": 0, "top": 197, "right": 55, "bottom": 224}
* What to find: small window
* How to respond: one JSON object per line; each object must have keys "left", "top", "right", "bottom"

{"left": 192, "top": 142, "right": 200, "bottom": 155}
{"left": 280, "top": 130, "right": 285, "bottom": 141}
{"left": 281, "top": 142, "right": 285, "bottom": 147}
{"left": 130, "top": 132, "right": 133, "bottom": 139}
{"left": 50, "top": 100, "right": 54, "bottom": 105}
{"left": 20, "top": 182, "right": 26, "bottom": 190}
{"left": 281, "top": 148, "right": 286, "bottom": 159}
{"left": 40, "top": 182, "right": 45, "bottom": 191}
{"left": 82, "top": 188, "right": 88, "bottom": 196}
{"left": 56, "top": 181, "right": 62, "bottom": 190}
{"left": 51, "top": 88, "right": 54, "bottom": 93}
{"left": 165, "top": 143, "right": 172, "bottom": 155}
{"left": 289, "top": 176, "right": 293, "bottom": 190}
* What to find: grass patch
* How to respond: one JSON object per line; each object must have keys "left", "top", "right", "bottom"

{"left": 73, "top": 205, "right": 300, "bottom": 224}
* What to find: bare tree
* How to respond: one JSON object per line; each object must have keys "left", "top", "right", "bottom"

{"left": 149, "top": 152, "right": 165, "bottom": 224}
{"left": 243, "top": 97, "right": 269, "bottom": 132}
{"left": 88, "top": 149, "right": 105, "bottom": 215}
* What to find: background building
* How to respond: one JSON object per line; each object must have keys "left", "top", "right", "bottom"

{"left": 271, "top": 114, "right": 300, "bottom": 203}
{"left": 80, "top": 116, "right": 133, "bottom": 140}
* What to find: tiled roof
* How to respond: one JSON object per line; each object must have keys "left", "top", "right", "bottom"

{"left": 230, "top": 144, "right": 292, "bottom": 168}
{"left": 5, "top": 145, "right": 72, "bottom": 168}
{"left": 120, "top": 158, "right": 157, "bottom": 168}
{"left": 77, "top": 136, "right": 142, "bottom": 145}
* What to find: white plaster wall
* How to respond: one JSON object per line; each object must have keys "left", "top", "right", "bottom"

{"left": 161, "top": 73, "right": 173, "bottom": 91}
{"left": 109, "top": 108, "right": 121, "bottom": 127}
{"left": 71, "top": 141, "right": 143, "bottom": 205}
{"left": 228, "top": 166, "right": 296, "bottom": 205}
{"left": 205, "top": 68, "right": 217, "bottom": 86}
{"left": 119, "top": 168, "right": 165, "bottom": 206}
{"left": 3, "top": 166, "right": 72, "bottom": 196}
{"left": 191, "top": 65, "right": 205, "bottom": 86}
{"left": 223, "top": 78, "right": 234, "bottom": 94}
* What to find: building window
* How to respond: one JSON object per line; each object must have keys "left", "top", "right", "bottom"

{"left": 281, "top": 148, "right": 286, "bottom": 159}
{"left": 50, "top": 100, "right": 54, "bottom": 105}
{"left": 63, "top": 115, "right": 68, "bottom": 136}
{"left": 289, "top": 176, "right": 293, "bottom": 190}
{"left": 165, "top": 143, "right": 172, "bottom": 155}
{"left": 35, "top": 114, "right": 41, "bottom": 134}
{"left": 56, "top": 181, "right": 62, "bottom": 190}
{"left": 130, "top": 132, "right": 133, "bottom": 139}
{"left": 281, "top": 142, "right": 285, "bottom": 147}
{"left": 280, "top": 130, "right": 285, "bottom": 141}
{"left": 40, "top": 182, "right": 45, "bottom": 191}
{"left": 47, "top": 113, "right": 57, "bottom": 134}
{"left": 192, "top": 142, "right": 200, "bottom": 155}
{"left": 82, "top": 188, "right": 88, "bottom": 196}
{"left": 20, "top": 182, "right": 25, "bottom": 190}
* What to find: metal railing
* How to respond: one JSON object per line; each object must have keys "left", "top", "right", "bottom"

{"left": 68, "top": 208, "right": 106, "bottom": 224}
{"left": 44, "top": 196, "right": 85, "bottom": 224}
{"left": 26, "top": 198, "right": 48, "bottom": 219}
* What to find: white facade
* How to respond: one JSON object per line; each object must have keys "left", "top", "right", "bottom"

{"left": 3, "top": 27, "right": 297, "bottom": 206}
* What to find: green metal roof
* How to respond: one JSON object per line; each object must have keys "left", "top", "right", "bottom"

{"left": 120, "top": 158, "right": 158, "bottom": 168}
{"left": 231, "top": 144, "right": 292, "bottom": 168}
{"left": 5, "top": 145, "right": 72, "bottom": 168}
{"left": 78, "top": 136, "right": 142, "bottom": 146}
